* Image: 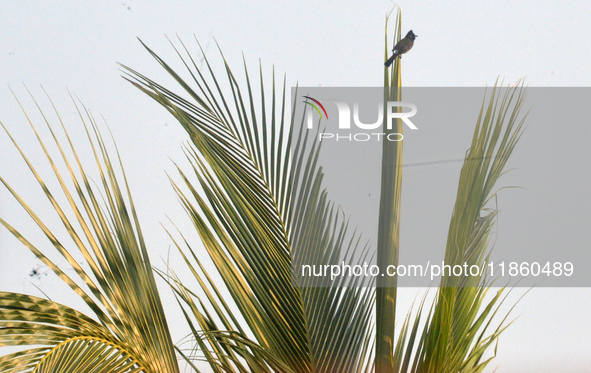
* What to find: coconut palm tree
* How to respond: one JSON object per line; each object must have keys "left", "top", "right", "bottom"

{"left": 0, "top": 11, "right": 527, "bottom": 373}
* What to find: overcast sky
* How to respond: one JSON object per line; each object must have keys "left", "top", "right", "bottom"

{"left": 1, "top": 1, "right": 590, "bottom": 372}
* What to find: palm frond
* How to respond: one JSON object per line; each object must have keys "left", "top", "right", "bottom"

{"left": 395, "top": 81, "right": 528, "bottom": 373}
{"left": 121, "top": 37, "right": 374, "bottom": 372}
{"left": 0, "top": 90, "right": 179, "bottom": 373}
{"left": 376, "top": 8, "right": 404, "bottom": 373}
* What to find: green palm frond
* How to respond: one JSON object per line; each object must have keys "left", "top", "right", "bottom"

{"left": 0, "top": 91, "right": 179, "bottom": 373}
{"left": 414, "top": 82, "right": 527, "bottom": 373}
{"left": 0, "top": 292, "right": 143, "bottom": 373}
{"left": 376, "top": 9, "right": 403, "bottom": 372}
{"left": 391, "top": 82, "right": 528, "bottom": 373}
{"left": 121, "top": 38, "right": 374, "bottom": 372}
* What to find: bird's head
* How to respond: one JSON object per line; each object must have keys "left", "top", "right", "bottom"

{"left": 406, "top": 30, "right": 417, "bottom": 40}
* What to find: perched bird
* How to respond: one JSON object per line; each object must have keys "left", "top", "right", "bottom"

{"left": 384, "top": 30, "right": 417, "bottom": 67}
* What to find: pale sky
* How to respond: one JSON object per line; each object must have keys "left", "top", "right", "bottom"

{"left": 1, "top": 1, "right": 590, "bottom": 372}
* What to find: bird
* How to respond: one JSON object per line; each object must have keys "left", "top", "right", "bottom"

{"left": 385, "top": 30, "right": 417, "bottom": 67}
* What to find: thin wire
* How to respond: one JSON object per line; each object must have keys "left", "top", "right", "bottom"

{"left": 403, "top": 155, "right": 500, "bottom": 168}
{"left": 403, "top": 158, "right": 464, "bottom": 168}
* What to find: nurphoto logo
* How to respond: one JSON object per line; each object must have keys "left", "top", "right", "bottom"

{"left": 302, "top": 95, "right": 418, "bottom": 142}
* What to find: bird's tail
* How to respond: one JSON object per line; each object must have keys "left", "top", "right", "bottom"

{"left": 384, "top": 53, "right": 398, "bottom": 67}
